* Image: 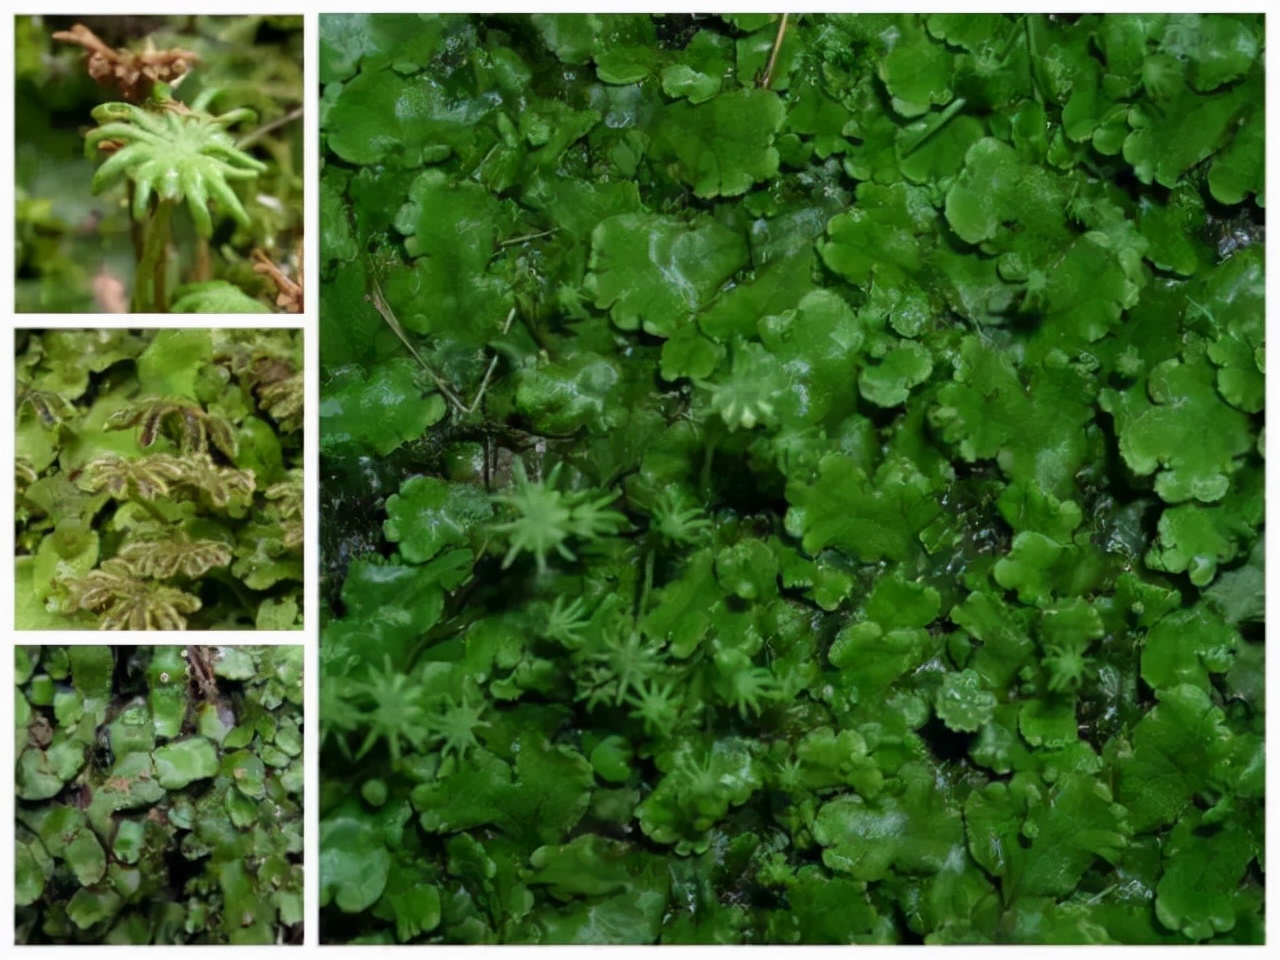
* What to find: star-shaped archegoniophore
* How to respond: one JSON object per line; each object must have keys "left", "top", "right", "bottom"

{"left": 85, "top": 100, "right": 267, "bottom": 237}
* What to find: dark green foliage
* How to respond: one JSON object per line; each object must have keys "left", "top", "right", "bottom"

{"left": 319, "top": 13, "right": 1264, "bottom": 945}
{"left": 15, "top": 646, "right": 304, "bottom": 944}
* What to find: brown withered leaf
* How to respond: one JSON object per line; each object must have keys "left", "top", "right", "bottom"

{"left": 251, "top": 247, "right": 304, "bottom": 314}
{"left": 52, "top": 23, "right": 198, "bottom": 102}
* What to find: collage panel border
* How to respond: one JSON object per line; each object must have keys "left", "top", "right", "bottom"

{"left": 1, "top": 1, "right": 1276, "bottom": 956}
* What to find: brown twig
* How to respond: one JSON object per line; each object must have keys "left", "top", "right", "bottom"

{"left": 185, "top": 645, "right": 219, "bottom": 700}
{"left": 757, "top": 14, "right": 791, "bottom": 90}
{"left": 365, "top": 277, "right": 467, "bottom": 410}
{"left": 236, "top": 105, "right": 304, "bottom": 151}
{"left": 497, "top": 228, "right": 558, "bottom": 249}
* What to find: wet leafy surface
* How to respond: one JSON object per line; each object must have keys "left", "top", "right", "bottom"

{"left": 319, "top": 13, "right": 1263, "bottom": 945}
{"left": 15, "top": 646, "right": 304, "bottom": 944}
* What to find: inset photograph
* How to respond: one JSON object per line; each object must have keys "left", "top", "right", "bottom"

{"left": 15, "top": 645, "right": 304, "bottom": 944}
{"left": 15, "top": 15, "right": 303, "bottom": 313}
{"left": 16, "top": 328, "right": 303, "bottom": 630}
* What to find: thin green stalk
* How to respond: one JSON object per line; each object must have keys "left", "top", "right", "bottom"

{"left": 636, "top": 549, "right": 656, "bottom": 623}
{"left": 1024, "top": 15, "right": 1044, "bottom": 104}
{"left": 699, "top": 437, "right": 716, "bottom": 500}
{"left": 899, "top": 97, "right": 969, "bottom": 158}
{"left": 133, "top": 198, "right": 174, "bottom": 312}
{"left": 133, "top": 493, "right": 174, "bottom": 527}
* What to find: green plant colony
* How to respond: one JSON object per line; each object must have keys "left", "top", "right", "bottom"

{"left": 15, "top": 16, "right": 304, "bottom": 313}
{"left": 318, "top": 13, "right": 1264, "bottom": 944}
{"left": 15, "top": 645, "right": 304, "bottom": 944}
{"left": 16, "top": 328, "right": 303, "bottom": 630}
